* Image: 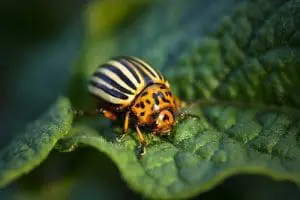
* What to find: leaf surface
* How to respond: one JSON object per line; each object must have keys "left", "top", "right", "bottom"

{"left": 64, "top": 0, "right": 300, "bottom": 198}
{"left": 0, "top": 97, "right": 73, "bottom": 188}
{"left": 2, "top": 0, "right": 300, "bottom": 199}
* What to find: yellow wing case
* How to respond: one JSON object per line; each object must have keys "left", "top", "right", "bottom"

{"left": 88, "top": 56, "right": 165, "bottom": 106}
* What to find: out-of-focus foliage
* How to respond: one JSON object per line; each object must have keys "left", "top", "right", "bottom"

{"left": 1, "top": 0, "right": 300, "bottom": 199}
{"left": 0, "top": 0, "right": 85, "bottom": 148}
{"left": 0, "top": 97, "right": 73, "bottom": 188}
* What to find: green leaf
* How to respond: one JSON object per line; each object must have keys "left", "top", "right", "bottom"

{"left": 172, "top": 0, "right": 300, "bottom": 105}
{"left": 3, "top": 0, "right": 299, "bottom": 199}
{"left": 61, "top": 105, "right": 300, "bottom": 199}
{"left": 63, "top": 0, "right": 300, "bottom": 199}
{"left": 0, "top": 97, "right": 73, "bottom": 188}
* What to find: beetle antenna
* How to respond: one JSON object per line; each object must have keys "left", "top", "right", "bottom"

{"left": 174, "top": 112, "right": 200, "bottom": 126}
{"left": 179, "top": 112, "right": 200, "bottom": 121}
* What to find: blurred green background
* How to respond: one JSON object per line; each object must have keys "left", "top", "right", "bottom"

{"left": 0, "top": 0, "right": 300, "bottom": 199}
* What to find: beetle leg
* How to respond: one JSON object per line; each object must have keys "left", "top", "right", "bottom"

{"left": 135, "top": 125, "right": 147, "bottom": 158}
{"left": 102, "top": 110, "right": 117, "bottom": 121}
{"left": 116, "top": 111, "right": 130, "bottom": 141}
{"left": 123, "top": 111, "right": 130, "bottom": 133}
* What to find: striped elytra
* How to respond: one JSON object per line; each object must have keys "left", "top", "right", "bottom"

{"left": 85, "top": 56, "right": 184, "bottom": 157}
{"left": 88, "top": 56, "right": 166, "bottom": 108}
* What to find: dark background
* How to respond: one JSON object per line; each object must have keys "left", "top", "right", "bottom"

{"left": 0, "top": 0, "right": 300, "bottom": 199}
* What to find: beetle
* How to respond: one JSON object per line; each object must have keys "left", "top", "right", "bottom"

{"left": 74, "top": 56, "right": 185, "bottom": 157}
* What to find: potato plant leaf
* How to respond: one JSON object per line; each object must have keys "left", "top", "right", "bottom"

{"left": 1, "top": 0, "right": 300, "bottom": 199}
{"left": 61, "top": 103, "right": 300, "bottom": 199}
{"left": 63, "top": 0, "right": 300, "bottom": 199}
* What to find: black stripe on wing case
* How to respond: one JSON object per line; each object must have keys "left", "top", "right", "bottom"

{"left": 150, "top": 65, "right": 164, "bottom": 80}
{"left": 127, "top": 57, "right": 158, "bottom": 78}
{"left": 155, "top": 70, "right": 164, "bottom": 80}
{"left": 89, "top": 80, "right": 128, "bottom": 100}
{"left": 102, "top": 64, "right": 137, "bottom": 90}
{"left": 118, "top": 59, "right": 141, "bottom": 84}
{"left": 93, "top": 72, "right": 133, "bottom": 95}
{"left": 128, "top": 59, "right": 153, "bottom": 85}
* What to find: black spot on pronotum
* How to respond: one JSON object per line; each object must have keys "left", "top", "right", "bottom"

{"left": 158, "top": 92, "right": 164, "bottom": 98}
{"left": 141, "top": 92, "right": 148, "bottom": 97}
{"left": 140, "top": 102, "right": 145, "bottom": 109}
{"left": 140, "top": 112, "right": 145, "bottom": 116}
{"left": 152, "top": 93, "right": 159, "bottom": 105}
{"left": 135, "top": 104, "right": 140, "bottom": 108}
{"left": 146, "top": 99, "right": 151, "bottom": 104}
{"left": 162, "top": 97, "right": 170, "bottom": 103}
{"left": 152, "top": 92, "right": 165, "bottom": 105}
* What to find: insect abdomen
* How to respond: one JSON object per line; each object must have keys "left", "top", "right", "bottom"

{"left": 88, "top": 56, "right": 165, "bottom": 107}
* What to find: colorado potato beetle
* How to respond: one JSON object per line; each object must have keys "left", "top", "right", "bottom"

{"left": 75, "top": 56, "right": 185, "bottom": 157}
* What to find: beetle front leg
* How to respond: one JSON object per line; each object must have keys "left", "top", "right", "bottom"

{"left": 116, "top": 111, "right": 130, "bottom": 142}
{"left": 135, "top": 124, "right": 147, "bottom": 158}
